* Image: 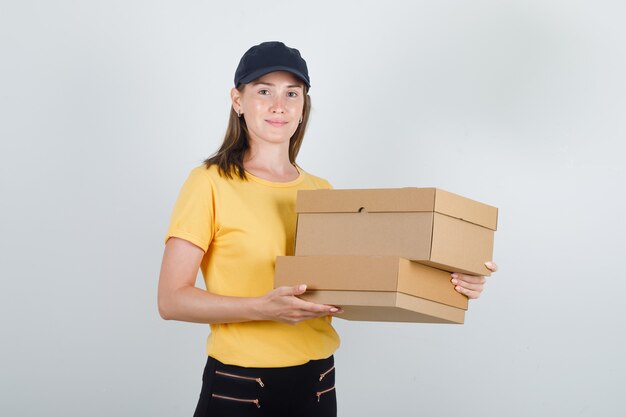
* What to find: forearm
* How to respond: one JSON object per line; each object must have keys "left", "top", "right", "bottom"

{"left": 158, "top": 285, "right": 264, "bottom": 324}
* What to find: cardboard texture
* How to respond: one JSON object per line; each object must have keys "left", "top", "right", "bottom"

{"left": 300, "top": 291, "right": 464, "bottom": 324}
{"left": 274, "top": 256, "right": 466, "bottom": 323}
{"left": 295, "top": 188, "right": 498, "bottom": 276}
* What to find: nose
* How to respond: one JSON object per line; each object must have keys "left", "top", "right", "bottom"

{"left": 270, "top": 96, "right": 285, "bottom": 114}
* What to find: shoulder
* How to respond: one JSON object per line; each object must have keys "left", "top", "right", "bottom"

{"left": 186, "top": 164, "right": 224, "bottom": 184}
{"left": 298, "top": 167, "right": 333, "bottom": 189}
{"left": 175, "top": 164, "right": 221, "bottom": 195}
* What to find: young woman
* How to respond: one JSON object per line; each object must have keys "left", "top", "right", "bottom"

{"left": 158, "top": 41, "right": 496, "bottom": 417}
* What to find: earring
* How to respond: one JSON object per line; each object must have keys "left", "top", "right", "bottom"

{"left": 237, "top": 109, "right": 241, "bottom": 118}
{"left": 299, "top": 116, "right": 303, "bottom": 124}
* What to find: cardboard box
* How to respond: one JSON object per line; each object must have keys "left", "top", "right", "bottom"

{"left": 295, "top": 188, "right": 498, "bottom": 276}
{"left": 274, "top": 256, "right": 466, "bottom": 324}
{"left": 300, "top": 291, "right": 464, "bottom": 324}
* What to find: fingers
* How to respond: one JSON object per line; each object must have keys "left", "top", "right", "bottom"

{"left": 293, "top": 290, "right": 342, "bottom": 314}
{"left": 485, "top": 261, "right": 498, "bottom": 272}
{"left": 267, "top": 285, "right": 341, "bottom": 325}
{"left": 451, "top": 273, "right": 486, "bottom": 285}
{"left": 275, "top": 284, "right": 307, "bottom": 296}
{"left": 278, "top": 302, "right": 339, "bottom": 324}
{"left": 276, "top": 285, "right": 334, "bottom": 311}
{"left": 451, "top": 273, "right": 486, "bottom": 300}
{"left": 292, "top": 295, "right": 337, "bottom": 314}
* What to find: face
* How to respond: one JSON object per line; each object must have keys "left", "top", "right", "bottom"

{"left": 231, "top": 71, "right": 305, "bottom": 146}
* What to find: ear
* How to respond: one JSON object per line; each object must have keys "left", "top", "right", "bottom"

{"left": 230, "top": 87, "right": 242, "bottom": 113}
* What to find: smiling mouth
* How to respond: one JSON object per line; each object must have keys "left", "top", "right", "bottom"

{"left": 266, "top": 120, "right": 288, "bottom": 127}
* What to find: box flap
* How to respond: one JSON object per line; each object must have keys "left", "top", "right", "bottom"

{"left": 397, "top": 258, "right": 468, "bottom": 309}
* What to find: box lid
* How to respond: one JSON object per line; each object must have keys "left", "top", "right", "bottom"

{"left": 296, "top": 188, "right": 498, "bottom": 230}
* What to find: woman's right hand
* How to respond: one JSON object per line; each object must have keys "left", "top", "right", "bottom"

{"left": 256, "top": 284, "right": 342, "bottom": 325}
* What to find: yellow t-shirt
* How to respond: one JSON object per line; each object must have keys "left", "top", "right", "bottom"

{"left": 164, "top": 164, "right": 340, "bottom": 367}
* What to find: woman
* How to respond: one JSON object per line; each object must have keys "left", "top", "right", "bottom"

{"left": 158, "top": 41, "right": 496, "bottom": 417}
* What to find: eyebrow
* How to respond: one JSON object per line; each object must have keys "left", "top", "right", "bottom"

{"left": 251, "top": 81, "right": 303, "bottom": 89}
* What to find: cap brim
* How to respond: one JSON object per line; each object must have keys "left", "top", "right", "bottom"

{"left": 238, "top": 65, "right": 310, "bottom": 88}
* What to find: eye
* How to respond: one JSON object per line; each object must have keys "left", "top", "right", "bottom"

{"left": 287, "top": 91, "right": 299, "bottom": 98}
{"left": 258, "top": 89, "right": 270, "bottom": 95}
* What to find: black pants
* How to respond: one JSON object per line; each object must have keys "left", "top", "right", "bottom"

{"left": 193, "top": 355, "right": 337, "bottom": 417}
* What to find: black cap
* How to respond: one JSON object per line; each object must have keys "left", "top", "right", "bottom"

{"left": 234, "top": 41, "right": 310, "bottom": 88}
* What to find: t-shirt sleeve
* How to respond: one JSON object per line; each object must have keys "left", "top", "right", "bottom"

{"left": 164, "top": 167, "right": 215, "bottom": 252}
{"left": 318, "top": 177, "right": 333, "bottom": 190}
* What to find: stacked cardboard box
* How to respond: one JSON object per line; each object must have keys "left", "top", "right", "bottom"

{"left": 274, "top": 188, "right": 498, "bottom": 324}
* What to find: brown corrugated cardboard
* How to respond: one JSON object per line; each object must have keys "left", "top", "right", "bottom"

{"left": 300, "top": 291, "right": 464, "bottom": 324}
{"left": 274, "top": 255, "right": 467, "bottom": 323}
{"left": 295, "top": 188, "right": 497, "bottom": 276}
{"left": 275, "top": 255, "right": 467, "bottom": 309}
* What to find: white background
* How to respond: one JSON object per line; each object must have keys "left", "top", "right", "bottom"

{"left": 1, "top": 1, "right": 625, "bottom": 416}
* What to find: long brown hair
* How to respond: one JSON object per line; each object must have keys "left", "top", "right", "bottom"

{"left": 203, "top": 84, "right": 312, "bottom": 180}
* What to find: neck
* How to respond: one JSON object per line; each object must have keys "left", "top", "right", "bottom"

{"left": 243, "top": 141, "right": 299, "bottom": 182}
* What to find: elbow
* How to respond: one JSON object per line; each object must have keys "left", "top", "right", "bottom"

{"left": 157, "top": 296, "right": 174, "bottom": 320}
{"left": 158, "top": 284, "right": 193, "bottom": 321}
{"left": 158, "top": 307, "right": 171, "bottom": 321}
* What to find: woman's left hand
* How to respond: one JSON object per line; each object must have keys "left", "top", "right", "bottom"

{"left": 451, "top": 261, "right": 498, "bottom": 299}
